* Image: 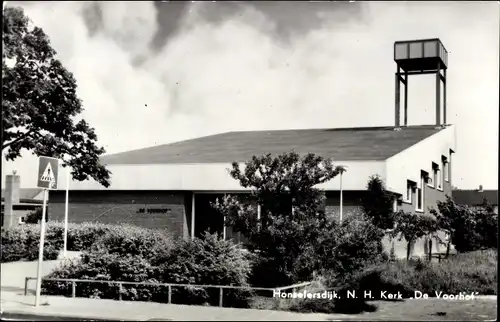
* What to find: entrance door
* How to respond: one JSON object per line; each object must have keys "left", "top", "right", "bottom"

{"left": 194, "top": 194, "right": 225, "bottom": 238}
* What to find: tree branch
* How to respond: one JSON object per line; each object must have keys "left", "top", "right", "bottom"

{"left": 2, "top": 129, "right": 36, "bottom": 150}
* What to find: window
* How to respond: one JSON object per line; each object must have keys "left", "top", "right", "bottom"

{"left": 442, "top": 156, "right": 449, "bottom": 182}
{"left": 404, "top": 180, "right": 414, "bottom": 203}
{"left": 432, "top": 163, "right": 442, "bottom": 190}
{"left": 416, "top": 172, "right": 425, "bottom": 212}
{"left": 429, "top": 163, "right": 437, "bottom": 188}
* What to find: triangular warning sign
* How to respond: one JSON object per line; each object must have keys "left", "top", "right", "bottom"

{"left": 40, "top": 162, "right": 55, "bottom": 182}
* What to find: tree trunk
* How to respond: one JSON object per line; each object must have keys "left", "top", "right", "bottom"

{"left": 445, "top": 240, "right": 451, "bottom": 259}
{"left": 406, "top": 241, "right": 411, "bottom": 260}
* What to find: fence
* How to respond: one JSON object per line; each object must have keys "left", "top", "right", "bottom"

{"left": 24, "top": 277, "right": 311, "bottom": 307}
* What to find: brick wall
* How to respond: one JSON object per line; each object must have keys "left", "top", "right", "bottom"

{"left": 398, "top": 176, "right": 452, "bottom": 258}
{"left": 48, "top": 190, "right": 191, "bottom": 239}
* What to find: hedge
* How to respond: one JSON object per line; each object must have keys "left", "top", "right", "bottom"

{"left": 1, "top": 221, "right": 167, "bottom": 263}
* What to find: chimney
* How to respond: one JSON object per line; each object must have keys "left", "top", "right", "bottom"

{"left": 478, "top": 185, "right": 483, "bottom": 192}
{"left": 3, "top": 172, "right": 21, "bottom": 229}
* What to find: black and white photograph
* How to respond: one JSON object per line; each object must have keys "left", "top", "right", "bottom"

{"left": 1, "top": 1, "right": 498, "bottom": 321}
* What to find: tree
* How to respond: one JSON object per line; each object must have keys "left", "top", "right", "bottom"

{"left": 212, "top": 151, "right": 343, "bottom": 287}
{"left": 391, "top": 211, "right": 438, "bottom": 260}
{"left": 362, "top": 175, "right": 395, "bottom": 230}
{"left": 431, "top": 196, "right": 497, "bottom": 255}
{"left": 2, "top": 7, "right": 110, "bottom": 187}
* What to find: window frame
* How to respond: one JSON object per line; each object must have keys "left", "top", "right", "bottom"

{"left": 442, "top": 155, "right": 449, "bottom": 183}
{"left": 403, "top": 180, "right": 414, "bottom": 204}
{"left": 432, "top": 162, "right": 443, "bottom": 191}
{"left": 415, "top": 173, "right": 425, "bottom": 212}
{"left": 428, "top": 163, "right": 437, "bottom": 188}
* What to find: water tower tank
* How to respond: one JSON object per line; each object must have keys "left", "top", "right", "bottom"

{"left": 394, "top": 38, "right": 448, "bottom": 72}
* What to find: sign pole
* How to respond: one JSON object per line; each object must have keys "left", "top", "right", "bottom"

{"left": 63, "top": 166, "right": 69, "bottom": 258}
{"left": 35, "top": 155, "right": 60, "bottom": 307}
{"left": 35, "top": 189, "right": 48, "bottom": 307}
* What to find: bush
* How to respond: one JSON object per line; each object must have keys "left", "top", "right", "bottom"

{"left": 1, "top": 222, "right": 169, "bottom": 263}
{"left": 318, "top": 213, "right": 385, "bottom": 276}
{"left": 25, "top": 207, "right": 45, "bottom": 224}
{"left": 90, "top": 224, "right": 174, "bottom": 261}
{"left": 42, "top": 232, "right": 254, "bottom": 308}
{"left": 42, "top": 251, "right": 161, "bottom": 301}
{"left": 342, "top": 249, "right": 497, "bottom": 299}
{"left": 1, "top": 224, "right": 60, "bottom": 262}
{"left": 156, "top": 232, "right": 253, "bottom": 307}
{"left": 66, "top": 222, "right": 123, "bottom": 251}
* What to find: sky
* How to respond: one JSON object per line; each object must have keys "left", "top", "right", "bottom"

{"left": 2, "top": 1, "right": 499, "bottom": 190}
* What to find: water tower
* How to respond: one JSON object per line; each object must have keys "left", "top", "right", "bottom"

{"left": 394, "top": 38, "right": 448, "bottom": 128}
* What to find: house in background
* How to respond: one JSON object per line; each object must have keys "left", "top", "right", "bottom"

{"left": 1, "top": 173, "right": 46, "bottom": 228}
{"left": 452, "top": 186, "right": 498, "bottom": 214}
{"left": 47, "top": 38, "right": 456, "bottom": 259}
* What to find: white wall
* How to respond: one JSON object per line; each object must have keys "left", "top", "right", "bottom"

{"left": 385, "top": 125, "right": 457, "bottom": 194}
{"left": 57, "top": 160, "right": 386, "bottom": 191}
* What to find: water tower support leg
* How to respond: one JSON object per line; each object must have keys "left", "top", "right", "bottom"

{"left": 435, "top": 65, "right": 441, "bottom": 126}
{"left": 443, "top": 69, "right": 447, "bottom": 125}
{"left": 395, "top": 67, "right": 401, "bottom": 127}
{"left": 404, "top": 72, "right": 408, "bottom": 126}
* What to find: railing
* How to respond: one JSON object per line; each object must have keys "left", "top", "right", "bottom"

{"left": 24, "top": 277, "right": 311, "bottom": 307}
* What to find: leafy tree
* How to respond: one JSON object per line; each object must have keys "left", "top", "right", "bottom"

{"left": 212, "top": 151, "right": 343, "bottom": 287}
{"left": 2, "top": 7, "right": 110, "bottom": 186}
{"left": 362, "top": 175, "right": 395, "bottom": 230}
{"left": 391, "top": 211, "right": 438, "bottom": 260}
{"left": 431, "top": 196, "right": 497, "bottom": 255}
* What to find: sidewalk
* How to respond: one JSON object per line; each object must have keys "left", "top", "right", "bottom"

{"left": 1, "top": 289, "right": 341, "bottom": 321}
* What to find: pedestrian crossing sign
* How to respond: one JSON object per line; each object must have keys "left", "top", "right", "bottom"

{"left": 37, "top": 156, "right": 60, "bottom": 189}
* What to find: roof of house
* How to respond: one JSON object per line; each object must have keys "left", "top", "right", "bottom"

{"left": 1, "top": 188, "right": 42, "bottom": 200}
{"left": 101, "top": 125, "right": 444, "bottom": 165}
{"left": 452, "top": 190, "right": 498, "bottom": 206}
{"left": 101, "top": 125, "right": 441, "bottom": 164}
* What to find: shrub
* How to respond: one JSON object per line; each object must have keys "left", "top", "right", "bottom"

{"left": 318, "top": 213, "right": 385, "bottom": 276}
{"left": 42, "top": 251, "right": 161, "bottom": 301}
{"left": 155, "top": 232, "right": 253, "bottom": 307}
{"left": 66, "top": 222, "right": 120, "bottom": 251}
{"left": 1, "top": 228, "right": 28, "bottom": 262}
{"left": 43, "top": 232, "right": 253, "bottom": 308}
{"left": 1, "top": 222, "right": 167, "bottom": 263}
{"left": 25, "top": 207, "right": 45, "bottom": 224}
{"left": 1, "top": 224, "right": 59, "bottom": 262}
{"left": 90, "top": 224, "right": 173, "bottom": 261}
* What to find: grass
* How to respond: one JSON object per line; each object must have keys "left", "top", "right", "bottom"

{"left": 371, "top": 249, "right": 498, "bottom": 296}
{"left": 249, "top": 249, "right": 497, "bottom": 318}
{"left": 353, "top": 298, "right": 497, "bottom": 321}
